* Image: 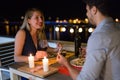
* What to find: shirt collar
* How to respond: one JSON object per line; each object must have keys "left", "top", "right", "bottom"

{"left": 92, "top": 17, "right": 114, "bottom": 34}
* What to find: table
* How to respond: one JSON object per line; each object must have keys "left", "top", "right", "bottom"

{"left": 9, "top": 52, "right": 74, "bottom": 80}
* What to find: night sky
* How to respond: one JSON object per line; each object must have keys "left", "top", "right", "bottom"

{"left": 0, "top": 0, "right": 120, "bottom": 21}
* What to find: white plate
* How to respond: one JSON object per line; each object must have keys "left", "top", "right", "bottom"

{"left": 70, "top": 58, "right": 84, "bottom": 68}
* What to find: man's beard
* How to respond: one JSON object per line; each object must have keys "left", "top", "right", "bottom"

{"left": 88, "top": 17, "right": 96, "bottom": 26}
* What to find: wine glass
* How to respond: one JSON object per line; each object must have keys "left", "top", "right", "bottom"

{"left": 39, "top": 40, "right": 48, "bottom": 51}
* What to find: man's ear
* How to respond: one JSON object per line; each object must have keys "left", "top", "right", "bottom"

{"left": 91, "top": 6, "right": 97, "bottom": 15}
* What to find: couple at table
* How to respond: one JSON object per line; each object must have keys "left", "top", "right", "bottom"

{"left": 14, "top": 0, "right": 120, "bottom": 80}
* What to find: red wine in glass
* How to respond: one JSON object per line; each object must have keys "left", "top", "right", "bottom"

{"left": 39, "top": 40, "right": 48, "bottom": 51}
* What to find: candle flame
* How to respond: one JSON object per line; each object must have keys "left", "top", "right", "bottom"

{"left": 44, "top": 56, "right": 46, "bottom": 59}
{"left": 30, "top": 54, "right": 32, "bottom": 56}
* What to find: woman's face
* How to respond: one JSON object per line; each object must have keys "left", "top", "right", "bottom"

{"left": 28, "top": 11, "right": 43, "bottom": 30}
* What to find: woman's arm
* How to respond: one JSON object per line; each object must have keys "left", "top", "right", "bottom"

{"left": 14, "top": 30, "right": 28, "bottom": 62}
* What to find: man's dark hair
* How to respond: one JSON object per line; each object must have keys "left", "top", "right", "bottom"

{"left": 82, "top": 0, "right": 109, "bottom": 16}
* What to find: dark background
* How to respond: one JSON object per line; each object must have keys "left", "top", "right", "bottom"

{"left": 0, "top": 0, "right": 120, "bottom": 21}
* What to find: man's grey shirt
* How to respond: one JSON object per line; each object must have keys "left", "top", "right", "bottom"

{"left": 77, "top": 17, "right": 120, "bottom": 80}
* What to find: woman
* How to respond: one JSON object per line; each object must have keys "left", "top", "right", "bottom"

{"left": 14, "top": 8, "right": 61, "bottom": 62}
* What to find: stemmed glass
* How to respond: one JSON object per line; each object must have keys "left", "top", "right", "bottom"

{"left": 35, "top": 40, "right": 48, "bottom": 60}
{"left": 38, "top": 40, "right": 48, "bottom": 51}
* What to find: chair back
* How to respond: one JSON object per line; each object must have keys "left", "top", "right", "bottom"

{"left": 0, "top": 42, "right": 14, "bottom": 67}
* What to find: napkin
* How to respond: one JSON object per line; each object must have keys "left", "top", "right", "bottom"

{"left": 58, "top": 65, "right": 82, "bottom": 76}
{"left": 58, "top": 66, "right": 70, "bottom": 76}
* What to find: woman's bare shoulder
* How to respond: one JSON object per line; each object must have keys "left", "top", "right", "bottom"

{"left": 16, "top": 29, "right": 26, "bottom": 36}
{"left": 17, "top": 29, "right": 25, "bottom": 34}
{"left": 15, "top": 29, "right": 26, "bottom": 39}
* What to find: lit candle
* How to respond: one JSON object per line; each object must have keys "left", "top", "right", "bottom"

{"left": 28, "top": 54, "right": 35, "bottom": 68}
{"left": 42, "top": 56, "right": 49, "bottom": 72}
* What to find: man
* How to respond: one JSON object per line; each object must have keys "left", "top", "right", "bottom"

{"left": 57, "top": 0, "right": 120, "bottom": 80}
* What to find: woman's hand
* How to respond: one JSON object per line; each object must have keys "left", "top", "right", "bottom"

{"left": 57, "top": 42, "right": 63, "bottom": 49}
{"left": 55, "top": 42, "right": 63, "bottom": 52}
{"left": 79, "top": 47, "right": 86, "bottom": 58}
{"left": 35, "top": 51, "right": 48, "bottom": 61}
